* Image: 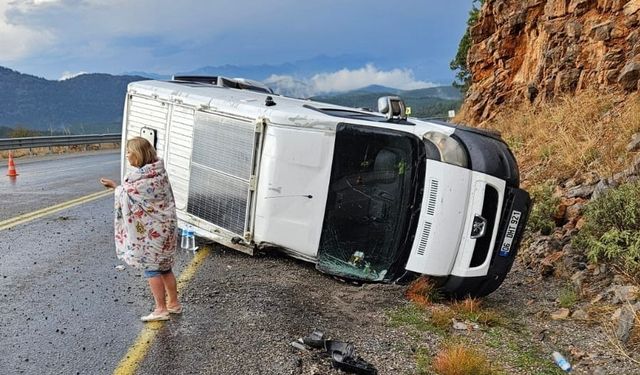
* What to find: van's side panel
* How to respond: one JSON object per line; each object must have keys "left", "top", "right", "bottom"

{"left": 123, "top": 94, "right": 170, "bottom": 176}
{"left": 253, "top": 125, "right": 335, "bottom": 259}
{"left": 165, "top": 104, "right": 195, "bottom": 212}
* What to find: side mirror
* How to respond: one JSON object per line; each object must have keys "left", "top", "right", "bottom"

{"left": 377, "top": 96, "right": 407, "bottom": 120}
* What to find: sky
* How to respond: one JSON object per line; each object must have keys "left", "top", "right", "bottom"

{"left": 1, "top": 0, "right": 474, "bottom": 93}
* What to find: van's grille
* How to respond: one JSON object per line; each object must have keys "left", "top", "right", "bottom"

{"left": 417, "top": 221, "right": 432, "bottom": 256}
{"left": 469, "top": 186, "right": 499, "bottom": 267}
{"left": 426, "top": 179, "right": 439, "bottom": 216}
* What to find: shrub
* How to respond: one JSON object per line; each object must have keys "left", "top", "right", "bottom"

{"left": 573, "top": 181, "right": 640, "bottom": 273}
{"left": 557, "top": 285, "right": 578, "bottom": 308}
{"left": 526, "top": 182, "right": 559, "bottom": 235}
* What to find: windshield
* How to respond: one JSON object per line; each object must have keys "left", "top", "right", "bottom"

{"left": 316, "top": 123, "right": 425, "bottom": 281}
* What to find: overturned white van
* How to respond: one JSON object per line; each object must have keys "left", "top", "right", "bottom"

{"left": 120, "top": 76, "right": 531, "bottom": 297}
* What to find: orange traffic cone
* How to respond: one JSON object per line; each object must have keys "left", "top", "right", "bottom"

{"left": 7, "top": 153, "right": 18, "bottom": 177}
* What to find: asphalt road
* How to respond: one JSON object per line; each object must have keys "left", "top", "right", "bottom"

{"left": 0, "top": 150, "right": 416, "bottom": 375}
{"left": 0, "top": 151, "right": 122, "bottom": 221}
{"left": 0, "top": 151, "right": 194, "bottom": 374}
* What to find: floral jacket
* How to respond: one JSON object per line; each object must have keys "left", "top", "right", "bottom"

{"left": 114, "top": 159, "right": 177, "bottom": 271}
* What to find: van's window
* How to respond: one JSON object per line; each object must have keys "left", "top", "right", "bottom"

{"left": 316, "top": 124, "right": 424, "bottom": 281}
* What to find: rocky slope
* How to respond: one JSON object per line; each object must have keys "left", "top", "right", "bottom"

{"left": 456, "top": 0, "right": 640, "bottom": 365}
{"left": 461, "top": 0, "right": 640, "bottom": 123}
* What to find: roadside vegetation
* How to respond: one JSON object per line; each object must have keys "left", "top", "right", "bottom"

{"left": 572, "top": 181, "right": 640, "bottom": 275}
{"left": 483, "top": 90, "right": 640, "bottom": 274}
{"left": 525, "top": 182, "right": 560, "bottom": 235}
{"left": 483, "top": 89, "right": 640, "bottom": 187}
{"left": 388, "top": 277, "right": 564, "bottom": 374}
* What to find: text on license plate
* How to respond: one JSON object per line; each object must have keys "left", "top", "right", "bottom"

{"left": 499, "top": 210, "right": 522, "bottom": 257}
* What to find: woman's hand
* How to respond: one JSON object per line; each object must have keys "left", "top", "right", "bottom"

{"left": 99, "top": 177, "right": 117, "bottom": 189}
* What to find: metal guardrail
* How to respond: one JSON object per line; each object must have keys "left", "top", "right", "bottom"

{"left": 0, "top": 134, "right": 121, "bottom": 151}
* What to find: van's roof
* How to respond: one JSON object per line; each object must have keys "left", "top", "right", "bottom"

{"left": 127, "top": 79, "right": 455, "bottom": 135}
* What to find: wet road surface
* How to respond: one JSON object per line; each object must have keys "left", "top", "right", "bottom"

{"left": 0, "top": 151, "right": 121, "bottom": 221}
{"left": 0, "top": 151, "right": 415, "bottom": 375}
{"left": 0, "top": 151, "right": 196, "bottom": 374}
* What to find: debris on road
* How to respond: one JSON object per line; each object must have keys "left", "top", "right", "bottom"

{"left": 293, "top": 330, "right": 378, "bottom": 375}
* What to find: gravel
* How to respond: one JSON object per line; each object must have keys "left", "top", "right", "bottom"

{"left": 135, "top": 244, "right": 640, "bottom": 375}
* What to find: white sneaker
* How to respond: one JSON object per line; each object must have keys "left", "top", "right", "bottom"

{"left": 140, "top": 311, "right": 170, "bottom": 322}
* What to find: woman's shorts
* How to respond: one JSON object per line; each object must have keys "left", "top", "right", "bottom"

{"left": 143, "top": 269, "right": 172, "bottom": 278}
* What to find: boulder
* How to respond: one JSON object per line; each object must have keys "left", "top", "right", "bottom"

{"left": 618, "top": 61, "right": 640, "bottom": 91}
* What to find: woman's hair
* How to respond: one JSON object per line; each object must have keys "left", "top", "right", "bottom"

{"left": 127, "top": 137, "right": 157, "bottom": 167}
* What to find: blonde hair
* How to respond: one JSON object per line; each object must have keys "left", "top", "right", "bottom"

{"left": 127, "top": 137, "right": 157, "bottom": 167}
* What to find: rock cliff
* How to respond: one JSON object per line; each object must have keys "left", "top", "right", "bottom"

{"left": 461, "top": 0, "right": 640, "bottom": 124}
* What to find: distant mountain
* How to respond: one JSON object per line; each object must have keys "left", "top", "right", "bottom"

{"left": 0, "top": 65, "right": 461, "bottom": 135}
{"left": 123, "top": 71, "right": 170, "bottom": 80}
{"left": 351, "top": 85, "right": 401, "bottom": 94}
{"left": 178, "top": 54, "right": 371, "bottom": 81}
{"left": 311, "top": 86, "right": 462, "bottom": 119}
{"left": 0, "top": 66, "right": 146, "bottom": 133}
{"left": 324, "top": 85, "right": 462, "bottom": 100}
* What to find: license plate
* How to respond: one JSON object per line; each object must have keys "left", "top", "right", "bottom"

{"left": 499, "top": 210, "right": 521, "bottom": 256}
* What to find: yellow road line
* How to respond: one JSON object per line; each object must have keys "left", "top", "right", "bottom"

{"left": 113, "top": 246, "right": 211, "bottom": 375}
{"left": 0, "top": 189, "right": 113, "bottom": 231}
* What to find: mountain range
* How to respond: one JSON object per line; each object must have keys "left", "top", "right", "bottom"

{"left": 0, "top": 65, "right": 461, "bottom": 136}
{"left": 0, "top": 66, "right": 145, "bottom": 135}
{"left": 127, "top": 54, "right": 388, "bottom": 82}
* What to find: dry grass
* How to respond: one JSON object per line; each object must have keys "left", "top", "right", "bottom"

{"left": 406, "top": 276, "right": 441, "bottom": 307}
{"left": 451, "top": 298, "right": 503, "bottom": 326}
{"left": 432, "top": 343, "right": 497, "bottom": 375}
{"left": 480, "top": 90, "right": 640, "bottom": 187}
{"left": 630, "top": 312, "right": 640, "bottom": 353}
{"left": 430, "top": 307, "right": 456, "bottom": 331}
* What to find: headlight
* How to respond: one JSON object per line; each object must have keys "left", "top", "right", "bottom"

{"left": 423, "top": 131, "right": 468, "bottom": 168}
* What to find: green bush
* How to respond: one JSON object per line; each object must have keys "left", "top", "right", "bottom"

{"left": 557, "top": 285, "right": 578, "bottom": 308}
{"left": 573, "top": 181, "right": 640, "bottom": 272}
{"left": 526, "top": 182, "right": 559, "bottom": 235}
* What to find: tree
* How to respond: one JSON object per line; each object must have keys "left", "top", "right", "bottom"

{"left": 450, "top": 0, "right": 483, "bottom": 94}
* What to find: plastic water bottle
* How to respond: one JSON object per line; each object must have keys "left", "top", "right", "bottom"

{"left": 552, "top": 351, "right": 571, "bottom": 372}
{"left": 180, "top": 228, "right": 189, "bottom": 251}
{"left": 186, "top": 227, "right": 196, "bottom": 251}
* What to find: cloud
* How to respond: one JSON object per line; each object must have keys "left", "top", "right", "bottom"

{"left": 0, "top": 2, "right": 55, "bottom": 62}
{"left": 59, "top": 71, "right": 87, "bottom": 80}
{"left": 0, "top": 0, "right": 471, "bottom": 81}
{"left": 312, "top": 64, "right": 436, "bottom": 92}
{"left": 265, "top": 65, "right": 436, "bottom": 97}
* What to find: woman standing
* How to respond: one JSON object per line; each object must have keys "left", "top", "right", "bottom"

{"left": 100, "top": 137, "right": 182, "bottom": 322}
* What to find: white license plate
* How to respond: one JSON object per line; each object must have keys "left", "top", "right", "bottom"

{"left": 499, "top": 210, "right": 521, "bottom": 256}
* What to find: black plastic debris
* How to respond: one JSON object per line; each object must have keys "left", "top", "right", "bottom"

{"left": 331, "top": 352, "right": 378, "bottom": 375}
{"left": 298, "top": 331, "right": 378, "bottom": 375}
{"left": 302, "top": 330, "right": 325, "bottom": 349}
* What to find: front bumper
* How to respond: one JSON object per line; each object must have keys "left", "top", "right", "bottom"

{"left": 442, "top": 186, "right": 531, "bottom": 297}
